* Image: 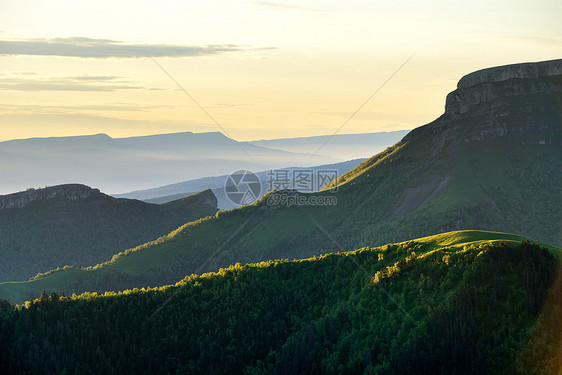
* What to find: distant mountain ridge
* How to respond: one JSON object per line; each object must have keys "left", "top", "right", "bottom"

{"left": 0, "top": 131, "right": 340, "bottom": 195}
{"left": 1, "top": 58, "right": 560, "bottom": 302}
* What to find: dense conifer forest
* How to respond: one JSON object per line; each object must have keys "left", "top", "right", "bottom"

{"left": 0, "top": 240, "right": 559, "bottom": 374}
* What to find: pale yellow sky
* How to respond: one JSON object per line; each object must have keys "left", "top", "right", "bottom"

{"left": 0, "top": 0, "right": 561, "bottom": 141}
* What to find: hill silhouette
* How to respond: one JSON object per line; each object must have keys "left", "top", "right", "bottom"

{"left": 0, "top": 185, "right": 218, "bottom": 282}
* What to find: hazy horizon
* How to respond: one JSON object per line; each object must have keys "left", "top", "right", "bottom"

{"left": 0, "top": 128, "right": 410, "bottom": 143}
{"left": 1, "top": 0, "right": 560, "bottom": 142}
{"left": 0, "top": 129, "right": 411, "bottom": 195}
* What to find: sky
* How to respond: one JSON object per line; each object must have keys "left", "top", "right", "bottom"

{"left": 0, "top": 0, "right": 560, "bottom": 142}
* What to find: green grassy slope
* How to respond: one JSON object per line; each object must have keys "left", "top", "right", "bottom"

{"left": 0, "top": 187, "right": 218, "bottom": 282}
{"left": 0, "top": 233, "right": 560, "bottom": 373}
{"left": 1, "top": 229, "right": 559, "bottom": 305}
{"left": 1, "top": 62, "right": 560, "bottom": 302}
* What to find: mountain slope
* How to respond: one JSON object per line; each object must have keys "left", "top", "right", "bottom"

{"left": 0, "top": 131, "right": 340, "bottom": 195}
{"left": 325, "top": 58, "right": 561, "bottom": 242}
{"left": 1, "top": 58, "right": 560, "bottom": 302}
{"left": 0, "top": 185, "right": 218, "bottom": 282}
{"left": 0, "top": 232, "right": 560, "bottom": 373}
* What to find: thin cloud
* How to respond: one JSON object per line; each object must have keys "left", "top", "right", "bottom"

{"left": 253, "top": 1, "right": 325, "bottom": 12}
{"left": 0, "top": 82, "right": 138, "bottom": 91}
{"left": 0, "top": 37, "right": 272, "bottom": 58}
{"left": 1, "top": 71, "right": 37, "bottom": 76}
{"left": 71, "top": 75, "right": 121, "bottom": 81}
{"left": 0, "top": 103, "right": 163, "bottom": 113}
{"left": 63, "top": 104, "right": 155, "bottom": 111}
{"left": 0, "top": 75, "right": 144, "bottom": 91}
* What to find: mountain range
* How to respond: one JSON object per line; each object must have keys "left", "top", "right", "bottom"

{"left": 1, "top": 58, "right": 560, "bottom": 304}
{"left": 0, "top": 131, "right": 340, "bottom": 195}
{"left": 0, "top": 130, "right": 407, "bottom": 196}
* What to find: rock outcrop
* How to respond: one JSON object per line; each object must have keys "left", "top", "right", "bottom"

{"left": 456, "top": 59, "right": 562, "bottom": 89}
{"left": 196, "top": 189, "right": 219, "bottom": 210}
{"left": 0, "top": 184, "right": 101, "bottom": 210}
{"left": 403, "top": 59, "right": 562, "bottom": 145}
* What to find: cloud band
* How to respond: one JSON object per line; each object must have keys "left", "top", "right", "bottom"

{"left": 0, "top": 37, "right": 265, "bottom": 58}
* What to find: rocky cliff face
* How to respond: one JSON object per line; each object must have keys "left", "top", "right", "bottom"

{"left": 0, "top": 184, "right": 101, "bottom": 210}
{"left": 193, "top": 189, "right": 219, "bottom": 210}
{"left": 456, "top": 59, "right": 562, "bottom": 89}
{"left": 403, "top": 59, "right": 562, "bottom": 145}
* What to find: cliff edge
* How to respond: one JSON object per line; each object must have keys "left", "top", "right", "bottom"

{"left": 0, "top": 184, "right": 101, "bottom": 210}
{"left": 403, "top": 58, "right": 562, "bottom": 145}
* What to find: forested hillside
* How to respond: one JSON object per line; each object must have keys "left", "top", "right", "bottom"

{"left": 0, "top": 185, "right": 218, "bottom": 281}
{"left": 0, "top": 234, "right": 560, "bottom": 374}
